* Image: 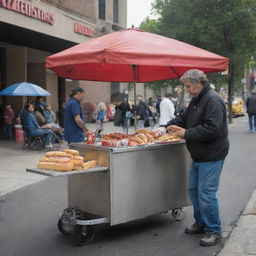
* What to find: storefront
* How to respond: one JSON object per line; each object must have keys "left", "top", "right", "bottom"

{"left": 0, "top": 0, "right": 127, "bottom": 118}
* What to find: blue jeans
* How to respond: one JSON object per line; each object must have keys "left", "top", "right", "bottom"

{"left": 29, "top": 129, "right": 53, "bottom": 145}
{"left": 188, "top": 159, "right": 224, "bottom": 234}
{"left": 248, "top": 114, "right": 256, "bottom": 131}
{"left": 4, "top": 124, "right": 13, "bottom": 140}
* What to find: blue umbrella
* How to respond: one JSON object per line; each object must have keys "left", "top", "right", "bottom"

{"left": 0, "top": 82, "right": 51, "bottom": 96}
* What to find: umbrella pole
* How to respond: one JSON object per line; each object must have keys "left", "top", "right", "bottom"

{"left": 134, "top": 81, "right": 137, "bottom": 130}
{"left": 132, "top": 65, "right": 138, "bottom": 130}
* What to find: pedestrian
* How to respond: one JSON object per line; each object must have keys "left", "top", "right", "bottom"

{"left": 3, "top": 103, "right": 14, "bottom": 140}
{"left": 96, "top": 102, "right": 107, "bottom": 131}
{"left": 159, "top": 93, "right": 175, "bottom": 126}
{"left": 136, "top": 96, "right": 147, "bottom": 128}
{"left": 119, "top": 98, "right": 131, "bottom": 133}
{"left": 246, "top": 89, "right": 256, "bottom": 132}
{"left": 64, "top": 87, "right": 90, "bottom": 144}
{"left": 57, "top": 102, "right": 65, "bottom": 128}
{"left": 166, "top": 69, "right": 229, "bottom": 246}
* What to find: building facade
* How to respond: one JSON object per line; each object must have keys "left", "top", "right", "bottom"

{"left": 0, "top": 0, "right": 127, "bottom": 117}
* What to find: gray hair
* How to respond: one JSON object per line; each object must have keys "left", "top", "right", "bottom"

{"left": 180, "top": 69, "right": 208, "bottom": 85}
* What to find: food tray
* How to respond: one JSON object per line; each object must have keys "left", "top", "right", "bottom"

{"left": 155, "top": 139, "right": 185, "bottom": 144}
{"left": 26, "top": 166, "right": 109, "bottom": 177}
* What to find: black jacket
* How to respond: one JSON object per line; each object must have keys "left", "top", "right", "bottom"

{"left": 246, "top": 93, "right": 256, "bottom": 114}
{"left": 167, "top": 84, "right": 229, "bottom": 162}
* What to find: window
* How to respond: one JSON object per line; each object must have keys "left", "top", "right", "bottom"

{"left": 113, "top": 0, "right": 119, "bottom": 23}
{"left": 99, "top": 0, "right": 106, "bottom": 20}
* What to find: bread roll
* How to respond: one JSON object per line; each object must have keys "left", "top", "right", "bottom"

{"left": 73, "top": 165, "right": 83, "bottom": 170}
{"left": 136, "top": 133, "right": 148, "bottom": 143}
{"left": 45, "top": 151, "right": 73, "bottom": 158}
{"left": 74, "top": 156, "right": 84, "bottom": 161}
{"left": 130, "top": 136, "right": 144, "bottom": 145}
{"left": 62, "top": 149, "right": 79, "bottom": 156}
{"left": 71, "top": 159, "right": 84, "bottom": 166}
{"left": 37, "top": 161, "right": 74, "bottom": 171}
{"left": 145, "top": 133, "right": 154, "bottom": 143}
{"left": 83, "top": 160, "right": 97, "bottom": 170}
{"left": 135, "top": 129, "right": 149, "bottom": 134}
{"left": 39, "top": 157, "right": 71, "bottom": 163}
{"left": 129, "top": 141, "right": 139, "bottom": 146}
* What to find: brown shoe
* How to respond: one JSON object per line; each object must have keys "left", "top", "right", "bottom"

{"left": 200, "top": 233, "right": 222, "bottom": 246}
{"left": 184, "top": 223, "right": 205, "bottom": 234}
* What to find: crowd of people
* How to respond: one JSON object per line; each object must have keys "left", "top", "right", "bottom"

{"left": 0, "top": 96, "right": 66, "bottom": 148}
{"left": 112, "top": 92, "right": 182, "bottom": 133}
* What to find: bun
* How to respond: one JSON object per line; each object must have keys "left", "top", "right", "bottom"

{"left": 38, "top": 162, "right": 74, "bottom": 171}
{"left": 83, "top": 160, "right": 97, "bottom": 170}
{"left": 135, "top": 129, "right": 149, "bottom": 134}
{"left": 136, "top": 133, "right": 148, "bottom": 143}
{"left": 73, "top": 165, "right": 83, "bottom": 170}
{"left": 129, "top": 141, "right": 139, "bottom": 146}
{"left": 74, "top": 156, "right": 84, "bottom": 161}
{"left": 62, "top": 149, "right": 79, "bottom": 156}
{"left": 45, "top": 151, "right": 73, "bottom": 158}
{"left": 145, "top": 133, "right": 154, "bottom": 143}
{"left": 39, "top": 157, "right": 71, "bottom": 163}
{"left": 130, "top": 136, "right": 144, "bottom": 145}
{"left": 71, "top": 159, "right": 84, "bottom": 166}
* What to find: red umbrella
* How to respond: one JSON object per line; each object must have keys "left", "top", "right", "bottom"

{"left": 45, "top": 28, "right": 228, "bottom": 83}
{"left": 46, "top": 29, "right": 228, "bottom": 128}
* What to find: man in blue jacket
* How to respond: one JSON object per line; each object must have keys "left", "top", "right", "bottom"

{"left": 167, "top": 69, "right": 229, "bottom": 246}
{"left": 64, "top": 87, "right": 90, "bottom": 144}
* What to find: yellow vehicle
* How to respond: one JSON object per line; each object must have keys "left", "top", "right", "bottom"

{"left": 232, "top": 98, "right": 244, "bottom": 117}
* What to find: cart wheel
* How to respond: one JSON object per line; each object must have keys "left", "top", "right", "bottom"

{"left": 171, "top": 208, "right": 185, "bottom": 221}
{"left": 72, "top": 225, "right": 95, "bottom": 246}
{"left": 57, "top": 219, "right": 72, "bottom": 235}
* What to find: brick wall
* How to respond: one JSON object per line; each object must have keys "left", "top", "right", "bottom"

{"left": 41, "top": 0, "right": 97, "bottom": 22}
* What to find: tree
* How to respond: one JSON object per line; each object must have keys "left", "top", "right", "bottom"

{"left": 141, "top": 0, "right": 256, "bottom": 122}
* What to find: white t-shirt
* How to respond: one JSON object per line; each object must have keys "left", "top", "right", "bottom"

{"left": 159, "top": 97, "right": 175, "bottom": 125}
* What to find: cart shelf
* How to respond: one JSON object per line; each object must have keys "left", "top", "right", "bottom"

{"left": 26, "top": 166, "right": 109, "bottom": 177}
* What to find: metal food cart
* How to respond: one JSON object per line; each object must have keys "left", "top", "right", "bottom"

{"left": 27, "top": 141, "right": 191, "bottom": 245}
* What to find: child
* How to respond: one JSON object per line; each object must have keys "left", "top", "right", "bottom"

{"left": 96, "top": 102, "right": 106, "bottom": 131}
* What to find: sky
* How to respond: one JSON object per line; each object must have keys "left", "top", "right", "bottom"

{"left": 127, "top": 0, "right": 156, "bottom": 28}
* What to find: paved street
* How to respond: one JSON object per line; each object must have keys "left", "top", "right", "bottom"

{"left": 0, "top": 117, "right": 255, "bottom": 256}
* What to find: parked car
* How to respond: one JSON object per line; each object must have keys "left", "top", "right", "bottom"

{"left": 232, "top": 98, "right": 244, "bottom": 117}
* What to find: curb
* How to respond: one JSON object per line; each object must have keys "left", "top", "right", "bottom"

{"left": 218, "top": 189, "right": 256, "bottom": 256}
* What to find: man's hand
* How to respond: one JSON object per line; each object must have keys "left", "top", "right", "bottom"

{"left": 167, "top": 125, "right": 185, "bottom": 138}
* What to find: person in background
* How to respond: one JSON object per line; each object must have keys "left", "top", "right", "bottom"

{"left": 57, "top": 102, "right": 65, "bottom": 128}
{"left": 159, "top": 93, "right": 175, "bottom": 126}
{"left": 166, "top": 69, "right": 229, "bottom": 246}
{"left": 155, "top": 95, "right": 162, "bottom": 115}
{"left": 119, "top": 98, "right": 131, "bottom": 133}
{"left": 43, "top": 103, "right": 56, "bottom": 124}
{"left": 21, "top": 103, "right": 53, "bottom": 148}
{"left": 246, "top": 89, "right": 256, "bottom": 132}
{"left": 136, "top": 96, "right": 147, "bottom": 128}
{"left": 64, "top": 87, "right": 90, "bottom": 144}
{"left": 96, "top": 102, "right": 107, "bottom": 131}
{"left": 34, "top": 96, "right": 46, "bottom": 109}
{"left": 3, "top": 103, "right": 14, "bottom": 140}
{"left": 34, "top": 105, "right": 45, "bottom": 126}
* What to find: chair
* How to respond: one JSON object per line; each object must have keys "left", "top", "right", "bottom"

{"left": 22, "top": 126, "right": 45, "bottom": 150}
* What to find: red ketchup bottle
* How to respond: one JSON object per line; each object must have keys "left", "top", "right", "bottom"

{"left": 87, "top": 131, "right": 95, "bottom": 144}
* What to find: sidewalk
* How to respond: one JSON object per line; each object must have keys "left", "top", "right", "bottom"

{"left": 0, "top": 119, "right": 255, "bottom": 255}
{"left": 218, "top": 190, "right": 256, "bottom": 256}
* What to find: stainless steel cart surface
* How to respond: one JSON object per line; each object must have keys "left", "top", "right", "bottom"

{"left": 27, "top": 141, "right": 191, "bottom": 245}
